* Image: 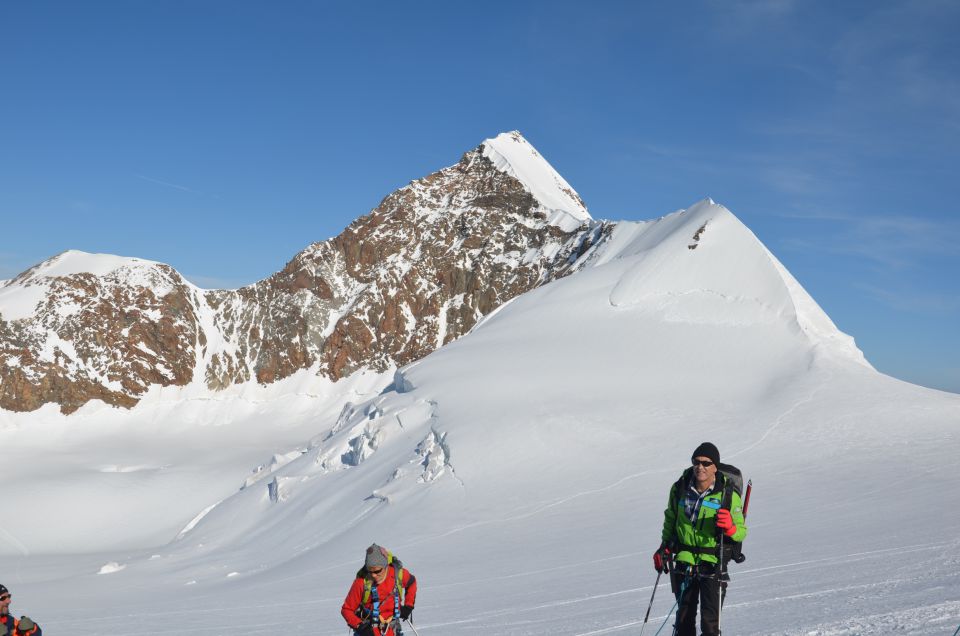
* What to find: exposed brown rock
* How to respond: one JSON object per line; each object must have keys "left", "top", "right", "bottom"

{"left": 0, "top": 138, "right": 615, "bottom": 414}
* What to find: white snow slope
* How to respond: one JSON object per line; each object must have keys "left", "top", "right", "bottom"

{"left": 482, "top": 131, "right": 592, "bottom": 231}
{"left": 1, "top": 200, "right": 958, "bottom": 635}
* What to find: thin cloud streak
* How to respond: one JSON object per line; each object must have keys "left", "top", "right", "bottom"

{"left": 781, "top": 213, "right": 960, "bottom": 270}
{"left": 763, "top": 166, "right": 824, "bottom": 196}
{"left": 628, "top": 140, "right": 836, "bottom": 194}
{"left": 705, "top": 0, "right": 798, "bottom": 35}
{"left": 831, "top": 2, "right": 960, "bottom": 137}
{"left": 857, "top": 283, "right": 960, "bottom": 316}
{"left": 136, "top": 174, "right": 198, "bottom": 194}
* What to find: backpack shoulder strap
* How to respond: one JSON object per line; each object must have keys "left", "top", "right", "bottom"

{"left": 361, "top": 576, "right": 373, "bottom": 604}
{"left": 719, "top": 471, "right": 732, "bottom": 510}
{"left": 673, "top": 468, "right": 692, "bottom": 508}
{"left": 394, "top": 565, "right": 405, "bottom": 606}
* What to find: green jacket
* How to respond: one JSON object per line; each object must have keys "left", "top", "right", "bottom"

{"left": 661, "top": 470, "right": 748, "bottom": 566}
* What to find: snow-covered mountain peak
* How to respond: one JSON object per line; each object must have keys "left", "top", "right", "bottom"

{"left": 0, "top": 134, "right": 613, "bottom": 414}
{"left": 480, "top": 131, "right": 591, "bottom": 230}
{"left": 25, "top": 249, "right": 162, "bottom": 280}
{"left": 581, "top": 198, "right": 868, "bottom": 366}
{"left": 1, "top": 250, "right": 185, "bottom": 323}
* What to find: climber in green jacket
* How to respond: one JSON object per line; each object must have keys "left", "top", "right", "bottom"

{"left": 653, "top": 442, "right": 747, "bottom": 636}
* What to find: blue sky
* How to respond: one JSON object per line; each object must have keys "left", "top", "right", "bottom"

{"left": 1, "top": 1, "right": 958, "bottom": 393}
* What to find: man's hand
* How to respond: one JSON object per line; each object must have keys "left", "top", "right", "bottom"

{"left": 653, "top": 543, "right": 671, "bottom": 573}
{"left": 716, "top": 509, "right": 737, "bottom": 537}
{"left": 354, "top": 619, "right": 374, "bottom": 636}
{"left": 400, "top": 604, "right": 414, "bottom": 620}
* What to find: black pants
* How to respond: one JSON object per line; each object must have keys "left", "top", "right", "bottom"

{"left": 670, "top": 564, "right": 727, "bottom": 636}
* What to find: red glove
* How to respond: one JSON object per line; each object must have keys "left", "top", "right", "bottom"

{"left": 653, "top": 544, "right": 671, "bottom": 573}
{"left": 716, "top": 508, "right": 737, "bottom": 537}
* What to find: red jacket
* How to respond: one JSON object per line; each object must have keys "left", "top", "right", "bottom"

{"left": 341, "top": 565, "right": 417, "bottom": 635}
{"left": 1, "top": 615, "right": 41, "bottom": 636}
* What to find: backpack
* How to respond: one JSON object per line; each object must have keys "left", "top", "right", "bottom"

{"left": 672, "top": 462, "right": 747, "bottom": 564}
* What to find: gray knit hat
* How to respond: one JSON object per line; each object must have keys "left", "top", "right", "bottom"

{"left": 365, "top": 543, "right": 389, "bottom": 570}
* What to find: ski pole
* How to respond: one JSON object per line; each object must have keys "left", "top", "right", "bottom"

{"left": 718, "top": 478, "right": 751, "bottom": 632}
{"left": 638, "top": 569, "right": 663, "bottom": 636}
{"left": 952, "top": 623, "right": 959, "bottom": 636}
{"left": 717, "top": 529, "right": 725, "bottom": 634}
{"left": 657, "top": 574, "right": 688, "bottom": 636}
{"left": 742, "top": 479, "right": 752, "bottom": 518}
{"left": 653, "top": 595, "right": 679, "bottom": 636}
{"left": 403, "top": 618, "right": 422, "bottom": 636}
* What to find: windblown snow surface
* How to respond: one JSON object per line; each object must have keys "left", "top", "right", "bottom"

{"left": 1, "top": 200, "right": 958, "bottom": 635}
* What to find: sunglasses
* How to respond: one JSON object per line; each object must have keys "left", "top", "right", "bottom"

{"left": 0, "top": 594, "right": 10, "bottom": 601}
{"left": 692, "top": 460, "right": 715, "bottom": 468}
{"left": 368, "top": 567, "right": 385, "bottom": 575}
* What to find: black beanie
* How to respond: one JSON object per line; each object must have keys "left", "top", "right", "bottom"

{"left": 0, "top": 583, "right": 8, "bottom": 596}
{"left": 692, "top": 442, "right": 720, "bottom": 466}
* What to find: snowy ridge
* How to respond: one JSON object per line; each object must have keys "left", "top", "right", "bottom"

{"left": 0, "top": 250, "right": 173, "bottom": 322}
{"left": 0, "top": 132, "right": 609, "bottom": 414}
{"left": 42, "top": 191, "right": 952, "bottom": 635}
{"left": 16, "top": 249, "right": 164, "bottom": 281}
{"left": 482, "top": 131, "right": 591, "bottom": 231}
{"left": 0, "top": 197, "right": 879, "bottom": 551}
{"left": 589, "top": 199, "right": 870, "bottom": 366}
{"left": 128, "top": 200, "right": 896, "bottom": 566}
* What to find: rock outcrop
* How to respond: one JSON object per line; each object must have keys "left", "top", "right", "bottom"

{"left": 0, "top": 132, "right": 613, "bottom": 413}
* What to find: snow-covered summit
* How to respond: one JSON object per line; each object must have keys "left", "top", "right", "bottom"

{"left": 588, "top": 198, "right": 870, "bottom": 367}
{"left": 0, "top": 250, "right": 181, "bottom": 323}
{"left": 481, "top": 131, "right": 591, "bottom": 231}
{"left": 0, "top": 135, "right": 608, "bottom": 414}
{"left": 15, "top": 249, "right": 166, "bottom": 282}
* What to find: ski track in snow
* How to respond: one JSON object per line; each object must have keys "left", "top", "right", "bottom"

{"left": 398, "top": 540, "right": 958, "bottom": 636}
{"left": 398, "top": 468, "right": 667, "bottom": 550}
{"left": 559, "top": 540, "right": 960, "bottom": 636}
{"left": 0, "top": 525, "right": 30, "bottom": 556}
{"left": 391, "top": 364, "right": 830, "bottom": 562}
{"left": 729, "top": 367, "right": 830, "bottom": 460}
{"left": 44, "top": 553, "right": 655, "bottom": 635}
{"left": 769, "top": 599, "right": 960, "bottom": 636}
{"left": 423, "top": 551, "right": 644, "bottom": 591}
{"left": 304, "top": 540, "right": 953, "bottom": 636}
{"left": 734, "top": 540, "right": 956, "bottom": 579}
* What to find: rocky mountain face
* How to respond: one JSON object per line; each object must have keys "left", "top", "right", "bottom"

{"left": 0, "top": 259, "right": 200, "bottom": 413}
{"left": 0, "top": 132, "right": 613, "bottom": 414}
